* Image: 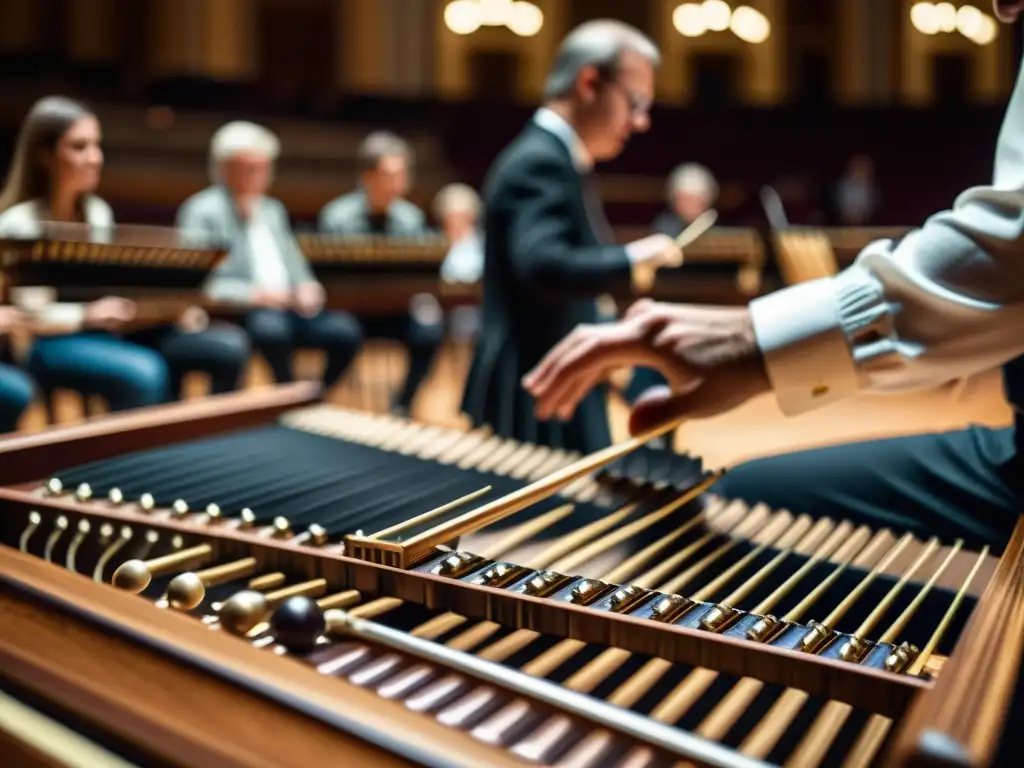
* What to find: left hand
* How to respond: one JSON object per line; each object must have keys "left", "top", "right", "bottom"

{"left": 522, "top": 299, "right": 772, "bottom": 434}
{"left": 294, "top": 282, "right": 326, "bottom": 318}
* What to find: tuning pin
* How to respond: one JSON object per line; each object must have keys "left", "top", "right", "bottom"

{"left": 305, "top": 524, "right": 328, "bottom": 547}
{"left": 205, "top": 503, "right": 222, "bottom": 521}
{"left": 269, "top": 596, "right": 326, "bottom": 653}
{"left": 139, "top": 493, "right": 156, "bottom": 512}
{"left": 171, "top": 499, "right": 189, "bottom": 518}
{"left": 107, "top": 487, "right": 124, "bottom": 505}
{"left": 271, "top": 517, "right": 292, "bottom": 539}
{"left": 44, "top": 478, "right": 64, "bottom": 496}
{"left": 238, "top": 508, "right": 256, "bottom": 529}
{"left": 74, "top": 483, "right": 92, "bottom": 502}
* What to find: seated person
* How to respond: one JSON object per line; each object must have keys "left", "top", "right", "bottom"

{"left": 178, "top": 120, "right": 362, "bottom": 393}
{"left": 0, "top": 97, "right": 250, "bottom": 408}
{"left": 319, "top": 131, "right": 442, "bottom": 415}
{"left": 0, "top": 305, "right": 35, "bottom": 433}
{"left": 650, "top": 162, "right": 718, "bottom": 238}
{"left": 436, "top": 182, "right": 484, "bottom": 285}
{"left": 0, "top": 96, "right": 168, "bottom": 411}
{"left": 434, "top": 183, "right": 484, "bottom": 342}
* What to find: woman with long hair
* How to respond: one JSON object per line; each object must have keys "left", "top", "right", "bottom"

{"left": 0, "top": 96, "right": 250, "bottom": 413}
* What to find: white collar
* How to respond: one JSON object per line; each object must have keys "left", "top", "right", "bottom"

{"left": 533, "top": 108, "right": 593, "bottom": 172}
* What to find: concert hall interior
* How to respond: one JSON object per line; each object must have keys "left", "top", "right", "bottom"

{"left": 2, "top": 1, "right": 1024, "bottom": 767}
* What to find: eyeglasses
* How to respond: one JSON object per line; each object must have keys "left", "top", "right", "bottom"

{"left": 606, "top": 79, "right": 652, "bottom": 117}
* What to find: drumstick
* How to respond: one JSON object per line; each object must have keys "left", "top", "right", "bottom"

{"left": 675, "top": 208, "right": 718, "bottom": 250}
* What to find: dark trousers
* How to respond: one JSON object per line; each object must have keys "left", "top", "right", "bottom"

{"left": 712, "top": 424, "right": 1022, "bottom": 554}
{"left": 245, "top": 309, "right": 363, "bottom": 389}
{"left": 360, "top": 313, "right": 443, "bottom": 411}
{"left": 25, "top": 332, "right": 169, "bottom": 412}
{"left": 0, "top": 362, "right": 34, "bottom": 432}
{"left": 126, "top": 324, "right": 251, "bottom": 400}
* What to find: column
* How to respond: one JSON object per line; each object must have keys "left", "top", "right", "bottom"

{"left": 837, "top": 0, "right": 871, "bottom": 104}
{"left": 67, "top": 0, "right": 117, "bottom": 64}
{"left": 149, "top": 0, "right": 256, "bottom": 80}
{"left": 436, "top": 0, "right": 563, "bottom": 102}
{"left": 742, "top": 0, "right": 783, "bottom": 105}
{"left": 337, "top": 0, "right": 394, "bottom": 93}
{"left": 656, "top": 0, "right": 783, "bottom": 106}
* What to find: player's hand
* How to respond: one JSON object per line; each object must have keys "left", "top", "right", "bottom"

{"left": 628, "top": 234, "right": 684, "bottom": 268}
{"left": 626, "top": 234, "right": 683, "bottom": 292}
{"left": 177, "top": 305, "right": 210, "bottom": 333}
{"left": 250, "top": 289, "right": 292, "bottom": 309}
{"left": 85, "top": 297, "right": 136, "bottom": 330}
{"left": 0, "top": 305, "right": 25, "bottom": 334}
{"left": 294, "top": 282, "right": 326, "bottom": 318}
{"left": 522, "top": 299, "right": 771, "bottom": 434}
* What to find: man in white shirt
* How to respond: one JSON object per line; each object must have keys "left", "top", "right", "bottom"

{"left": 524, "top": 1, "right": 1024, "bottom": 554}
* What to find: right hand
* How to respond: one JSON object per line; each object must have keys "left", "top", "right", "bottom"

{"left": 0, "top": 305, "right": 25, "bottom": 334}
{"left": 522, "top": 298, "right": 770, "bottom": 433}
{"left": 628, "top": 234, "right": 684, "bottom": 269}
{"left": 85, "top": 297, "right": 136, "bottom": 330}
{"left": 250, "top": 289, "right": 292, "bottom": 309}
{"left": 627, "top": 234, "right": 683, "bottom": 292}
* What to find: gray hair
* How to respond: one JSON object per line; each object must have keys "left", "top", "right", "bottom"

{"left": 356, "top": 130, "right": 412, "bottom": 174}
{"left": 543, "top": 20, "right": 660, "bottom": 101}
{"left": 667, "top": 163, "right": 718, "bottom": 203}
{"left": 208, "top": 120, "right": 280, "bottom": 183}
{"left": 432, "top": 183, "right": 480, "bottom": 220}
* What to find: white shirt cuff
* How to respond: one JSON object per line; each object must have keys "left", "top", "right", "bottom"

{"left": 749, "top": 278, "right": 860, "bottom": 415}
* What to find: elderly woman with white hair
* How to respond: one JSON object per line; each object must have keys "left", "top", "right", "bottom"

{"left": 177, "top": 121, "right": 363, "bottom": 393}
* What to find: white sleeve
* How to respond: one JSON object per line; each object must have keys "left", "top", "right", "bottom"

{"left": 749, "top": 56, "right": 1024, "bottom": 416}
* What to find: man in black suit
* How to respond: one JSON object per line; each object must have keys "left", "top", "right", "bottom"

{"left": 461, "top": 20, "right": 683, "bottom": 453}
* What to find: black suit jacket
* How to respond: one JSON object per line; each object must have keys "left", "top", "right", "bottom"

{"left": 460, "top": 122, "right": 632, "bottom": 454}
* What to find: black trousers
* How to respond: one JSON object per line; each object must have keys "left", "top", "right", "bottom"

{"left": 245, "top": 308, "right": 363, "bottom": 390}
{"left": 712, "top": 424, "right": 1022, "bottom": 554}
{"left": 126, "top": 324, "right": 251, "bottom": 401}
{"left": 360, "top": 313, "right": 443, "bottom": 411}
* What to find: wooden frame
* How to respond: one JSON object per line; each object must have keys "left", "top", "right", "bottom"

{"left": 1, "top": 547, "right": 526, "bottom": 768}
{"left": 1, "top": 386, "right": 1021, "bottom": 765}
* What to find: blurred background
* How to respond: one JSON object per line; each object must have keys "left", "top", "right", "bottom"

{"left": 0, "top": 0, "right": 1017, "bottom": 232}
{"left": 0, "top": 0, "right": 1017, "bottom": 462}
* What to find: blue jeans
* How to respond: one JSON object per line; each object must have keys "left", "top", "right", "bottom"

{"left": 0, "top": 363, "right": 34, "bottom": 433}
{"left": 26, "top": 332, "right": 169, "bottom": 412}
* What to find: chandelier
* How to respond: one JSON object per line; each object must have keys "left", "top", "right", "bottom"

{"left": 673, "top": 1, "right": 771, "bottom": 44}
{"left": 444, "top": 0, "right": 544, "bottom": 37}
{"left": 910, "top": 3, "right": 998, "bottom": 44}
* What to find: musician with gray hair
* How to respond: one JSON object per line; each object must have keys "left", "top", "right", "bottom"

{"left": 177, "top": 120, "right": 363, "bottom": 393}
{"left": 652, "top": 162, "right": 719, "bottom": 238}
{"left": 461, "top": 19, "right": 682, "bottom": 454}
{"left": 317, "top": 130, "right": 443, "bottom": 416}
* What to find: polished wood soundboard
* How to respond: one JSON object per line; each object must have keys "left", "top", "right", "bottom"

{"left": 0, "top": 385, "right": 1021, "bottom": 767}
